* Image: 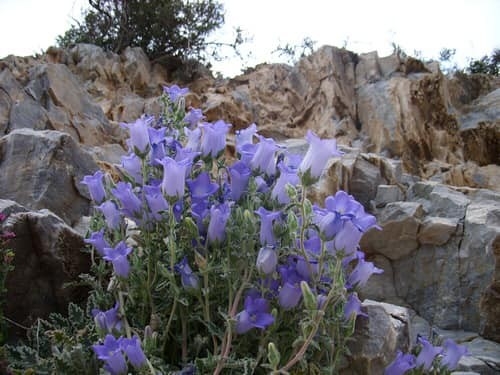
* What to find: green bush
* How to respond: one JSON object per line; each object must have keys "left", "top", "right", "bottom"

{"left": 57, "top": 0, "right": 231, "bottom": 63}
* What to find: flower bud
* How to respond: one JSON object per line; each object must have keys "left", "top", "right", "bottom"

{"left": 256, "top": 246, "right": 278, "bottom": 274}
{"left": 267, "top": 342, "right": 281, "bottom": 370}
{"left": 300, "top": 280, "right": 317, "bottom": 311}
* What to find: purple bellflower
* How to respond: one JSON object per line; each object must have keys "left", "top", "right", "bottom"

{"left": 228, "top": 160, "right": 251, "bottom": 201}
{"left": 346, "top": 258, "right": 384, "bottom": 289}
{"left": 440, "top": 338, "right": 468, "bottom": 370}
{"left": 271, "top": 162, "right": 299, "bottom": 204}
{"left": 207, "top": 202, "right": 231, "bottom": 244}
{"left": 235, "top": 123, "right": 258, "bottom": 153}
{"left": 175, "top": 256, "right": 200, "bottom": 290}
{"left": 344, "top": 292, "right": 367, "bottom": 321}
{"left": 103, "top": 241, "right": 133, "bottom": 278}
{"left": 121, "top": 152, "right": 143, "bottom": 184}
{"left": 235, "top": 291, "right": 275, "bottom": 334}
{"left": 120, "top": 115, "right": 152, "bottom": 154}
{"left": 93, "top": 334, "right": 128, "bottom": 375}
{"left": 84, "top": 229, "right": 110, "bottom": 256}
{"left": 250, "top": 135, "right": 279, "bottom": 176}
{"left": 184, "top": 107, "right": 205, "bottom": 129}
{"left": 278, "top": 261, "right": 308, "bottom": 309}
{"left": 187, "top": 172, "right": 219, "bottom": 201}
{"left": 111, "top": 182, "right": 142, "bottom": 218}
{"left": 255, "top": 207, "right": 281, "bottom": 246}
{"left": 415, "top": 335, "right": 442, "bottom": 370}
{"left": 298, "top": 130, "right": 342, "bottom": 180}
{"left": 82, "top": 170, "right": 106, "bottom": 204}
{"left": 164, "top": 84, "right": 189, "bottom": 103}
{"left": 119, "top": 335, "right": 147, "bottom": 369}
{"left": 184, "top": 126, "right": 201, "bottom": 152}
{"left": 332, "top": 220, "right": 362, "bottom": 256}
{"left": 384, "top": 350, "right": 416, "bottom": 375}
{"left": 143, "top": 184, "right": 169, "bottom": 221}
{"left": 158, "top": 156, "right": 191, "bottom": 199}
{"left": 199, "top": 120, "right": 231, "bottom": 158}
{"left": 92, "top": 303, "right": 122, "bottom": 334}
{"left": 97, "top": 201, "right": 122, "bottom": 230}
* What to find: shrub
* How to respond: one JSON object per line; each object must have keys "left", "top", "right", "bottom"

{"left": 57, "top": 0, "right": 240, "bottom": 64}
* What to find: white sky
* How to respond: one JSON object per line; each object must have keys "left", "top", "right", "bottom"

{"left": 0, "top": 0, "right": 499, "bottom": 77}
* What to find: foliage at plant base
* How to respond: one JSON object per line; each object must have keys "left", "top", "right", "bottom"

{"left": 3, "top": 86, "right": 467, "bottom": 374}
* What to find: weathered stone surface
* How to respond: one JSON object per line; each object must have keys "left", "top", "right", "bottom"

{"left": 374, "top": 184, "right": 405, "bottom": 208}
{"left": 0, "top": 129, "right": 99, "bottom": 225}
{"left": 459, "top": 88, "right": 500, "bottom": 166}
{"left": 360, "top": 202, "right": 423, "bottom": 260}
{"left": 345, "top": 300, "right": 411, "bottom": 374}
{"left": 122, "top": 47, "right": 152, "bottom": 94}
{"left": 418, "top": 216, "right": 458, "bottom": 245}
{"left": 26, "top": 63, "right": 115, "bottom": 145}
{"left": 0, "top": 200, "right": 90, "bottom": 338}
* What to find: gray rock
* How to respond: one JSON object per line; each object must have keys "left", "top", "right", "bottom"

{"left": 0, "top": 129, "right": 99, "bottom": 225}
{"left": 418, "top": 216, "right": 458, "bottom": 245}
{"left": 1, "top": 202, "right": 90, "bottom": 338}
{"left": 375, "top": 184, "right": 405, "bottom": 207}
{"left": 360, "top": 201, "right": 423, "bottom": 260}
{"left": 346, "top": 300, "right": 411, "bottom": 375}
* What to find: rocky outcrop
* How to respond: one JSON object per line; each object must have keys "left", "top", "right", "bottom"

{"left": 0, "top": 43, "right": 499, "bottom": 372}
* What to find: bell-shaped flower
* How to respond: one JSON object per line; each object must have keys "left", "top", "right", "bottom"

{"left": 314, "top": 208, "right": 343, "bottom": 241}
{"left": 103, "top": 241, "right": 133, "bottom": 278}
{"left": 235, "top": 291, "right": 274, "bottom": 334}
{"left": 235, "top": 123, "right": 258, "bottom": 153}
{"left": 255, "top": 207, "right": 281, "bottom": 246}
{"left": 120, "top": 115, "right": 152, "bottom": 154}
{"left": 238, "top": 142, "right": 257, "bottom": 166}
{"left": 93, "top": 334, "right": 128, "bottom": 375}
{"left": 346, "top": 258, "right": 384, "bottom": 289}
{"left": 384, "top": 351, "right": 416, "bottom": 375}
{"left": 119, "top": 335, "right": 147, "bottom": 369}
{"left": 143, "top": 184, "right": 169, "bottom": 221}
{"left": 207, "top": 202, "right": 231, "bottom": 244}
{"left": 121, "top": 153, "right": 143, "bottom": 184}
{"left": 278, "top": 262, "right": 306, "bottom": 309}
{"left": 440, "top": 338, "right": 468, "bottom": 370}
{"left": 250, "top": 135, "right": 279, "bottom": 176}
{"left": 344, "top": 292, "right": 367, "bottom": 321}
{"left": 97, "top": 201, "right": 122, "bottom": 230}
{"left": 415, "top": 335, "right": 442, "bottom": 370}
{"left": 158, "top": 156, "right": 191, "bottom": 199}
{"left": 271, "top": 162, "right": 299, "bottom": 204}
{"left": 256, "top": 246, "right": 278, "bottom": 274}
{"left": 81, "top": 170, "right": 106, "bottom": 204}
{"left": 92, "top": 303, "right": 122, "bottom": 334}
{"left": 111, "top": 182, "right": 142, "bottom": 218}
{"left": 199, "top": 120, "right": 231, "bottom": 158}
{"left": 184, "top": 107, "right": 205, "bottom": 129}
{"left": 298, "top": 130, "right": 342, "bottom": 181}
{"left": 84, "top": 229, "right": 110, "bottom": 256}
{"left": 163, "top": 84, "right": 189, "bottom": 103}
{"left": 174, "top": 256, "right": 200, "bottom": 290}
{"left": 184, "top": 126, "right": 201, "bottom": 151}
{"left": 187, "top": 172, "right": 219, "bottom": 201}
{"left": 332, "top": 220, "right": 363, "bottom": 256}
{"left": 228, "top": 160, "right": 251, "bottom": 201}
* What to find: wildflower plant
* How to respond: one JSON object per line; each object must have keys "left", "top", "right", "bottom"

{"left": 67, "top": 84, "right": 391, "bottom": 374}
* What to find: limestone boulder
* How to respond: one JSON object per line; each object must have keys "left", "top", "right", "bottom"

{"left": 345, "top": 300, "right": 411, "bottom": 374}
{"left": 0, "top": 200, "right": 90, "bottom": 338}
{"left": 0, "top": 129, "right": 99, "bottom": 225}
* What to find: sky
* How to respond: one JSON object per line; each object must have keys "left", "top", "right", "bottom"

{"left": 0, "top": 0, "right": 498, "bottom": 77}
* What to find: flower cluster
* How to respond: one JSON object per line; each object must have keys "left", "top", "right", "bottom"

{"left": 385, "top": 336, "right": 468, "bottom": 375}
{"left": 82, "top": 85, "right": 385, "bottom": 373}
